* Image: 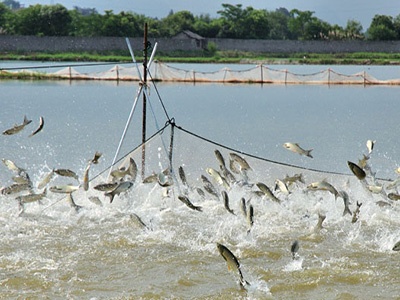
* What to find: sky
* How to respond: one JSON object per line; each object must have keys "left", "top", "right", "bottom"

{"left": 18, "top": 0, "right": 400, "bottom": 31}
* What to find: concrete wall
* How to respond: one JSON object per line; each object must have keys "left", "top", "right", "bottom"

{"left": 1, "top": 35, "right": 400, "bottom": 53}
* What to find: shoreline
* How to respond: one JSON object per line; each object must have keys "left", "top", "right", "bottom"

{"left": 1, "top": 51, "right": 400, "bottom": 66}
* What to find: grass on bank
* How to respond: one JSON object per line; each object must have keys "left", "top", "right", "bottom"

{"left": 1, "top": 50, "right": 400, "bottom": 65}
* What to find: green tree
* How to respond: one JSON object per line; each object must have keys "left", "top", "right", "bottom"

{"left": 344, "top": 20, "right": 364, "bottom": 39}
{"left": 367, "top": 14, "right": 397, "bottom": 40}
{"left": 159, "top": 10, "right": 194, "bottom": 36}
{"left": 266, "top": 8, "right": 291, "bottom": 39}
{"left": 0, "top": 3, "right": 11, "bottom": 33}
{"left": 14, "top": 4, "right": 71, "bottom": 36}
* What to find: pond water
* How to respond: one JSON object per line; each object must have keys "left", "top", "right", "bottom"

{"left": 0, "top": 63, "right": 399, "bottom": 299}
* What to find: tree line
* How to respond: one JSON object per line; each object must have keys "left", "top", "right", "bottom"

{"left": 1, "top": 1, "right": 400, "bottom": 41}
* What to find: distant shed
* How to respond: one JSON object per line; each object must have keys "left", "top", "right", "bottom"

{"left": 173, "top": 30, "right": 206, "bottom": 49}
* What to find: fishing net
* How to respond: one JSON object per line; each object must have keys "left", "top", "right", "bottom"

{"left": 3, "top": 62, "right": 400, "bottom": 85}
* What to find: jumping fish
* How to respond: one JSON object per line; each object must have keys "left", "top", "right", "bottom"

{"left": 358, "top": 154, "right": 370, "bottom": 169}
{"left": 388, "top": 193, "right": 400, "bottom": 201}
{"left": 315, "top": 213, "right": 326, "bottom": 231}
{"left": 214, "top": 149, "right": 226, "bottom": 167}
{"left": 177, "top": 195, "right": 202, "bottom": 212}
{"left": 82, "top": 163, "right": 91, "bottom": 191}
{"left": 66, "top": 192, "right": 83, "bottom": 212}
{"left": 157, "top": 171, "right": 173, "bottom": 187}
{"left": 366, "top": 140, "right": 375, "bottom": 155}
{"left": 256, "top": 182, "right": 282, "bottom": 203}
{"left": 28, "top": 116, "right": 44, "bottom": 137}
{"left": 16, "top": 188, "right": 47, "bottom": 204}
{"left": 178, "top": 166, "right": 188, "bottom": 187}
{"left": 229, "top": 153, "right": 252, "bottom": 171}
{"left": 283, "top": 142, "right": 313, "bottom": 158}
{"left": 1, "top": 183, "right": 31, "bottom": 195}
{"left": 90, "top": 151, "right": 102, "bottom": 164}
{"left": 12, "top": 172, "right": 32, "bottom": 186}
{"left": 130, "top": 213, "right": 149, "bottom": 230}
{"left": 88, "top": 196, "right": 103, "bottom": 206}
{"left": 221, "top": 191, "right": 235, "bottom": 215}
{"left": 2, "top": 158, "right": 25, "bottom": 174}
{"left": 392, "top": 241, "right": 400, "bottom": 251}
{"left": 37, "top": 169, "right": 55, "bottom": 189}
{"left": 282, "top": 173, "right": 305, "bottom": 186}
{"left": 201, "top": 175, "right": 219, "bottom": 199}
{"left": 143, "top": 173, "right": 158, "bottom": 184}
{"left": 49, "top": 184, "right": 79, "bottom": 194}
{"left": 206, "top": 167, "right": 230, "bottom": 189}
{"left": 352, "top": 201, "right": 362, "bottom": 223}
{"left": 339, "top": 190, "right": 352, "bottom": 216}
{"left": 110, "top": 158, "right": 137, "bottom": 182}
{"left": 246, "top": 204, "right": 254, "bottom": 234}
{"left": 275, "top": 179, "right": 290, "bottom": 195}
{"left": 54, "top": 168, "right": 79, "bottom": 181}
{"left": 307, "top": 180, "right": 340, "bottom": 199}
{"left": 2, "top": 115, "right": 32, "bottom": 135}
{"left": 347, "top": 161, "right": 366, "bottom": 180}
{"left": 105, "top": 181, "right": 134, "bottom": 203}
{"left": 216, "top": 243, "right": 250, "bottom": 288}
{"left": 291, "top": 240, "right": 300, "bottom": 260}
{"left": 93, "top": 182, "right": 118, "bottom": 192}
{"left": 240, "top": 197, "right": 247, "bottom": 217}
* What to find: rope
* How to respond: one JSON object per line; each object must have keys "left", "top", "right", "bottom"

{"left": 173, "top": 124, "right": 383, "bottom": 179}
{"left": 0, "top": 61, "right": 132, "bottom": 71}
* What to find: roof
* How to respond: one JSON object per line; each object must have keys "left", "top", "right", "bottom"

{"left": 174, "top": 30, "right": 205, "bottom": 40}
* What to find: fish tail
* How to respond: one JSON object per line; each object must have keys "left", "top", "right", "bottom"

{"left": 306, "top": 149, "right": 313, "bottom": 158}
{"left": 105, "top": 192, "right": 115, "bottom": 203}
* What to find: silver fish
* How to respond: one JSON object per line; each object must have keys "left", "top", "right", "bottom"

{"left": 366, "top": 140, "right": 375, "bottom": 155}
{"left": 315, "top": 213, "right": 326, "bottom": 231}
{"left": 307, "top": 180, "right": 339, "bottom": 199}
{"left": 214, "top": 149, "right": 226, "bottom": 167}
{"left": 221, "top": 191, "right": 235, "bottom": 215}
{"left": 201, "top": 175, "right": 219, "bottom": 199}
{"left": 2, "top": 158, "right": 25, "bottom": 174}
{"left": 177, "top": 195, "right": 202, "bottom": 212}
{"left": 388, "top": 193, "right": 400, "bottom": 201}
{"left": 143, "top": 173, "right": 158, "bottom": 183}
{"left": 367, "top": 184, "right": 383, "bottom": 194}
{"left": 49, "top": 184, "right": 79, "bottom": 194}
{"left": 240, "top": 197, "right": 247, "bottom": 217}
{"left": 275, "top": 179, "right": 290, "bottom": 195}
{"left": 66, "top": 192, "right": 83, "bottom": 212}
{"left": 291, "top": 240, "right": 300, "bottom": 260}
{"left": 229, "top": 158, "right": 241, "bottom": 174}
{"left": 347, "top": 161, "right": 366, "bottom": 180}
{"left": 54, "top": 168, "right": 79, "bottom": 181}
{"left": 37, "top": 169, "right": 55, "bottom": 189}
{"left": 386, "top": 178, "right": 400, "bottom": 190}
{"left": 392, "top": 241, "right": 400, "bottom": 251}
{"left": 282, "top": 173, "right": 305, "bottom": 186}
{"left": 110, "top": 158, "right": 137, "bottom": 182}
{"left": 28, "top": 116, "right": 44, "bottom": 137}
{"left": 283, "top": 142, "right": 313, "bottom": 158}
{"left": 82, "top": 163, "right": 91, "bottom": 191}
{"left": 2, "top": 115, "right": 32, "bottom": 135}
{"left": 339, "top": 190, "right": 352, "bottom": 216}
{"left": 256, "top": 182, "right": 282, "bottom": 203}
{"left": 206, "top": 167, "right": 230, "bottom": 189}
{"left": 195, "top": 187, "right": 205, "bottom": 198}
{"left": 358, "top": 154, "right": 370, "bottom": 169}
{"left": 12, "top": 172, "right": 32, "bottom": 186}
{"left": 157, "top": 171, "right": 173, "bottom": 187}
{"left": 352, "top": 201, "right": 362, "bottom": 223}
{"left": 88, "top": 196, "right": 103, "bottom": 206}
{"left": 105, "top": 181, "right": 134, "bottom": 203}
{"left": 178, "top": 166, "right": 188, "bottom": 187}
{"left": 90, "top": 151, "right": 102, "bottom": 164}
{"left": 16, "top": 188, "right": 47, "bottom": 204}
{"left": 130, "top": 213, "right": 149, "bottom": 230}
{"left": 93, "top": 182, "right": 118, "bottom": 192}
{"left": 247, "top": 204, "right": 254, "bottom": 234}
{"left": 229, "top": 153, "right": 251, "bottom": 171}
{"left": 1, "top": 183, "right": 31, "bottom": 195}
{"left": 217, "top": 243, "right": 250, "bottom": 288}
